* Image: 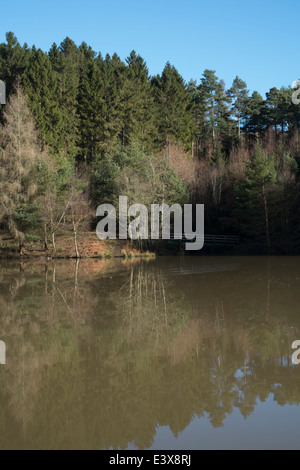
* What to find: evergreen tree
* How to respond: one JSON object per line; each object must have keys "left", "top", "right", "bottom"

{"left": 228, "top": 76, "right": 249, "bottom": 137}
{"left": 197, "top": 70, "right": 232, "bottom": 159}
{"left": 77, "top": 45, "right": 105, "bottom": 162}
{"left": 119, "top": 50, "right": 156, "bottom": 150}
{"left": 99, "top": 53, "right": 127, "bottom": 155}
{"left": 265, "top": 87, "right": 291, "bottom": 135}
{"left": 234, "top": 145, "right": 277, "bottom": 249}
{"left": 53, "top": 38, "right": 80, "bottom": 161}
{"left": 0, "top": 32, "right": 29, "bottom": 97}
{"left": 23, "top": 47, "right": 62, "bottom": 157}
{"left": 198, "top": 70, "right": 228, "bottom": 141}
{"left": 244, "top": 91, "right": 265, "bottom": 137}
{"left": 151, "top": 62, "right": 194, "bottom": 150}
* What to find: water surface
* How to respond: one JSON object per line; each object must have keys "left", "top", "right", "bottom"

{"left": 0, "top": 256, "right": 300, "bottom": 449}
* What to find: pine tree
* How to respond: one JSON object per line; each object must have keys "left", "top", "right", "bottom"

{"left": 187, "top": 79, "right": 201, "bottom": 157}
{"left": 228, "top": 76, "right": 249, "bottom": 137}
{"left": 77, "top": 45, "right": 105, "bottom": 162}
{"left": 266, "top": 87, "right": 291, "bottom": 136}
{"left": 196, "top": 70, "right": 232, "bottom": 160}
{"left": 117, "top": 50, "right": 156, "bottom": 150}
{"left": 244, "top": 91, "right": 265, "bottom": 138}
{"left": 198, "top": 70, "right": 228, "bottom": 143}
{"left": 54, "top": 38, "right": 80, "bottom": 161}
{"left": 97, "top": 52, "right": 127, "bottom": 156}
{"left": 234, "top": 145, "right": 277, "bottom": 249}
{"left": 0, "top": 32, "right": 29, "bottom": 98}
{"left": 151, "top": 62, "right": 194, "bottom": 150}
{"left": 23, "top": 47, "right": 62, "bottom": 156}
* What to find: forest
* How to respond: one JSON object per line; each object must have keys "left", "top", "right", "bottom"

{"left": 0, "top": 31, "right": 300, "bottom": 254}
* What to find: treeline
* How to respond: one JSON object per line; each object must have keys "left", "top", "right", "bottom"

{"left": 0, "top": 32, "right": 300, "bottom": 253}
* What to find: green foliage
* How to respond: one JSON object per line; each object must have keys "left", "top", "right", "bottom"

{"left": 15, "top": 204, "right": 41, "bottom": 231}
{"left": 233, "top": 145, "right": 277, "bottom": 245}
{"left": 151, "top": 62, "right": 194, "bottom": 149}
{"left": 23, "top": 48, "right": 62, "bottom": 155}
{"left": 91, "top": 152, "right": 122, "bottom": 204}
{"left": 228, "top": 76, "right": 248, "bottom": 136}
{"left": 24, "top": 233, "right": 41, "bottom": 242}
{"left": 91, "top": 143, "right": 189, "bottom": 209}
{"left": 1, "top": 32, "right": 300, "bottom": 252}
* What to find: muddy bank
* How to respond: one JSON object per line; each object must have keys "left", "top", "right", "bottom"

{"left": 0, "top": 231, "right": 155, "bottom": 259}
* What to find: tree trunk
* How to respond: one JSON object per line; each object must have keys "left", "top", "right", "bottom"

{"left": 44, "top": 224, "right": 48, "bottom": 251}
{"left": 73, "top": 221, "right": 79, "bottom": 258}
{"left": 52, "top": 232, "right": 56, "bottom": 253}
{"left": 263, "top": 182, "right": 271, "bottom": 251}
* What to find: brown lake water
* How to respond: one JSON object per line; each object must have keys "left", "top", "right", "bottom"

{"left": 0, "top": 256, "right": 300, "bottom": 449}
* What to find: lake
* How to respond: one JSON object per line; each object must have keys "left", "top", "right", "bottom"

{"left": 0, "top": 255, "right": 300, "bottom": 450}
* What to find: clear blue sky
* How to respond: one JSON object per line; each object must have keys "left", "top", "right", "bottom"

{"left": 1, "top": 0, "right": 299, "bottom": 97}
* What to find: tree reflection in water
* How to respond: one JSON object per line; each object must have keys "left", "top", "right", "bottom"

{"left": 0, "top": 256, "right": 299, "bottom": 449}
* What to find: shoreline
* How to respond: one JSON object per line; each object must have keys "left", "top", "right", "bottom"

{"left": 0, "top": 231, "right": 156, "bottom": 260}
{"left": 0, "top": 231, "right": 295, "bottom": 259}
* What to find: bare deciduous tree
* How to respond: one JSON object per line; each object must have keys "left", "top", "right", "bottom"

{"left": 40, "top": 187, "right": 71, "bottom": 253}
{"left": 0, "top": 82, "right": 41, "bottom": 247}
{"left": 64, "top": 176, "right": 93, "bottom": 258}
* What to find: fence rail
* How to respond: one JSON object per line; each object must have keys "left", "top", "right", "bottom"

{"left": 168, "top": 234, "right": 240, "bottom": 246}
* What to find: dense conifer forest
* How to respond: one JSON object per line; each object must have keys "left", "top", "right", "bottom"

{"left": 1, "top": 32, "right": 300, "bottom": 253}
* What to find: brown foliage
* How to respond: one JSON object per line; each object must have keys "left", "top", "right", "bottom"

{"left": 0, "top": 82, "right": 42, "bottom": 242}
{"left": 163, "top": 142, "right": 196, "bottom": 191}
